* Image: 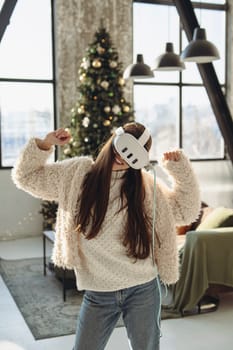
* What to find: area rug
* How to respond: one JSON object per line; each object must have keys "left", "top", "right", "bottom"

{"left": 0, "top": 258, "right": 123, "bottom": 341}
{"left": 0, "top": 257, "right": 85, "bottom": 339}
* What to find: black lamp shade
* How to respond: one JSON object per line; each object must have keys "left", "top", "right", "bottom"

{"left": 123, "top": 54, "right": 154, "bottom": 79}
{"left": 181, "top": 27, "right": 220, "bottom": 63}
{"left": 152, "top": 42, "right": 185, "bottom": 71}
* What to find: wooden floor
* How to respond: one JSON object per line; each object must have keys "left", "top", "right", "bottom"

{"left": 0, "top": 236, "right": 233, "bottom": 350}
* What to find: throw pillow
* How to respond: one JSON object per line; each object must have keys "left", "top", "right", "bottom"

{"left": 196, "top": 207, "right": 233, "bottom": 230}
{"left": 191, "top": 206, "right": 214, "bottom": 230}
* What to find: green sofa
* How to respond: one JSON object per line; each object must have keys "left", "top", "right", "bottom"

{"left": 162, "top": 206, "right": 233, "bottom": 318}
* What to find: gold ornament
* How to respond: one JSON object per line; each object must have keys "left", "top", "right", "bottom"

{"left": 123, "top": 105, "right": 130, "bottom": 113}
{"left": 118, "top": 77, "right": 125, "bottom": 86}
{"left": 78, "top": 105, "right": 85, "bottom": 114}
{"left": 92, "top": 59, "right": 102, "bottom": 68}
{"left": 103, "top": 119, "right": 111, "bottom": 126}
{"left": 79, "top": 73, "right": 86, "bottom": 81}
{"left": 93, "top": 96, "right": 98, "bottom": 100}
{"left": 109, "top": 60, "right": 117, "bottom": 68}
{"left": 100, "top": 80, "right": 109, "bottom": 90}
{"left": 104, "top": 106, "right": 111, "bottom": 113}
{"left": 64, "top": 147, "right": 71, "bottom": 155}
{"left": 97, "top": 45, "right": 105, "bottom": 54}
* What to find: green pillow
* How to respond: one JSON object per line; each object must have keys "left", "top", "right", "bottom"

{"left": 196, "top": 207, "right": 233, "bottom": 230}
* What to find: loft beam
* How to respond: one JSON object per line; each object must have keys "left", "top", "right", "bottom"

{"left": 0, "top": 0, "right": 18, "bottom": 43}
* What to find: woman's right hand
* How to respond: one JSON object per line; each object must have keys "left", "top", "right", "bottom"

{"left": 36, "top": 128, "right": 71, "bottom": 150}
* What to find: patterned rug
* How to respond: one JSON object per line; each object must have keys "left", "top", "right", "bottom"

{"left": 0, "top": 257, "right": 84, "bottom": 340}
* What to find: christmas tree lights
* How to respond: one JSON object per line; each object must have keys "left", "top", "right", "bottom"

{"left": 63, "top": 24, "right": 134, "bottom": 159}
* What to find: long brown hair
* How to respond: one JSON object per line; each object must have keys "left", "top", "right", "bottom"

{"left": 75, "top": 122, "right": 152, "bottom": 260}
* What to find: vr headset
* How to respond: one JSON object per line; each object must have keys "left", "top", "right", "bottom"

{"left": 113, "top": 126, "right": 150, "bottom": 169}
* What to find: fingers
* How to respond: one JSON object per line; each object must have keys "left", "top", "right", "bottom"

{"left": 163, "top": 150, "right": 181, "bottom": 162}
{"left": 55, "top": 128, "right": 71, "bottom": 142}
{"left": 44, "top": 128, "right": 71, "bottom": 146}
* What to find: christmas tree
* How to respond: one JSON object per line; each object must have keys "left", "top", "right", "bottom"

{"left": 63, "top": 24, "right": 134, "bottom": 159}
{"left": 39, "top": 200, "right": 58, "bottom": 230}
{"left": 40, "top": 25, "right": 134, "bottom": 228}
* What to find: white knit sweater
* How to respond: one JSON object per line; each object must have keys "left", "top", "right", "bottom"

{"left": 12, "top": 139, "right": 200, "bottom": 291}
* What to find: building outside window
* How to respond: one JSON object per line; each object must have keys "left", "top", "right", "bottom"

{"left": 0, "top": 0, "right": 55, "bottom": 168}
{"left": 133, "top": 0, "right": 226, "bottom": 160}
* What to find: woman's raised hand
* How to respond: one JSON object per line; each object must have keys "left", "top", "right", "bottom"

{"left": 163, "top": 150, "right": 181, "bottom": 162}
{"left": 36, "top": 128, "right": 71, "bottom": 150}
{"left": 44, "top": 128, "right": 71, "bottom": 146}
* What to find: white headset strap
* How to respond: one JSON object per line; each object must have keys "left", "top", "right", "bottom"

{"left": 115, "top": 127, "right": 124, "bottom": 136}
{"left": 138, "top": 128, "right": 150, "bottom": 146}
{"left": 115, "top": 126, "right": 150, "bottom": 146}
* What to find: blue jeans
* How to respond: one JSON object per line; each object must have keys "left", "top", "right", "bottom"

{"left": 73, "top": 278, "right": 161, "bottom": 350}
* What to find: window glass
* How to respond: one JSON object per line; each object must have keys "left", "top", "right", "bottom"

{"left": 0, "top": 0, "right": 52, "bottom": 79}
{"left": 182, "top": 87, "right": 224, "bottom": 159}
{"left": 0, "top": 83, "right": 54, "bottom": 166}
{"left": 133, "top": 3, "right": 180, "bottom": 83}
{"left": 0, "top": 0, "right": 5, "bottom": 10}
{"left": 191, "top": 0, "right": 225, "bottom": 3}
{"left": 134, "top": 85, "right": 179, "bottom": 159}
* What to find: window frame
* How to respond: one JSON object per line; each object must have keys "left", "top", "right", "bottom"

{"left": 0, "top": 0, "right": 57, "bottom": 169}
{"left": 133, "top": 0, "right": 227, "bottom": 161}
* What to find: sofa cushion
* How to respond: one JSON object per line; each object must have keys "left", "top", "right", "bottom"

{"left": 196, "top": 207, "right": 233, "bottom": 230}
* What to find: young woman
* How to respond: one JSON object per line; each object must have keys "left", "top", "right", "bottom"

{"left": 12, "top": 122, "right": 200, "bottom": 350}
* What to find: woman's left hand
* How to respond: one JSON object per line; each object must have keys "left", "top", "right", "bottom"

{"left": 163, "top": 150, "right": 181, "bottom": 162}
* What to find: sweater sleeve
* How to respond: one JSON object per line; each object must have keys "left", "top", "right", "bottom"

{"left": 11, "top": 138, "right": 90, "bottom": 202}
{"left": 158, "top": 150, "right": 201, "bottom": 226}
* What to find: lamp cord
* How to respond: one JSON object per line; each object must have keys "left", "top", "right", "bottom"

{"left": 147, "top": 163, "right": 164, "bottom": 338}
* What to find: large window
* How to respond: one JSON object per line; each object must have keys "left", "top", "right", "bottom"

{"left": 133, "top": 0, "right": 226, "bottom": 160}
{"left": 0, "top": 0, "right": 55, "bottom": 167}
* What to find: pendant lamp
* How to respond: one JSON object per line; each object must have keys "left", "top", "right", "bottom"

{"left": 181, "top": 27, "right": 220, "bottom": 63}
{"left": 152, "top": 42, "right": 185, "bottom": 71}
{"left": 123, "top": 54, "right": 154, "bottom": 80}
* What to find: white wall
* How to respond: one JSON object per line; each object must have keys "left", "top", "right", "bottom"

{"left": 0, "top": 170, "right": 43, "bottom": 241}
{"left": 0, "top": 159, "right": 232, "bottom": 241}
